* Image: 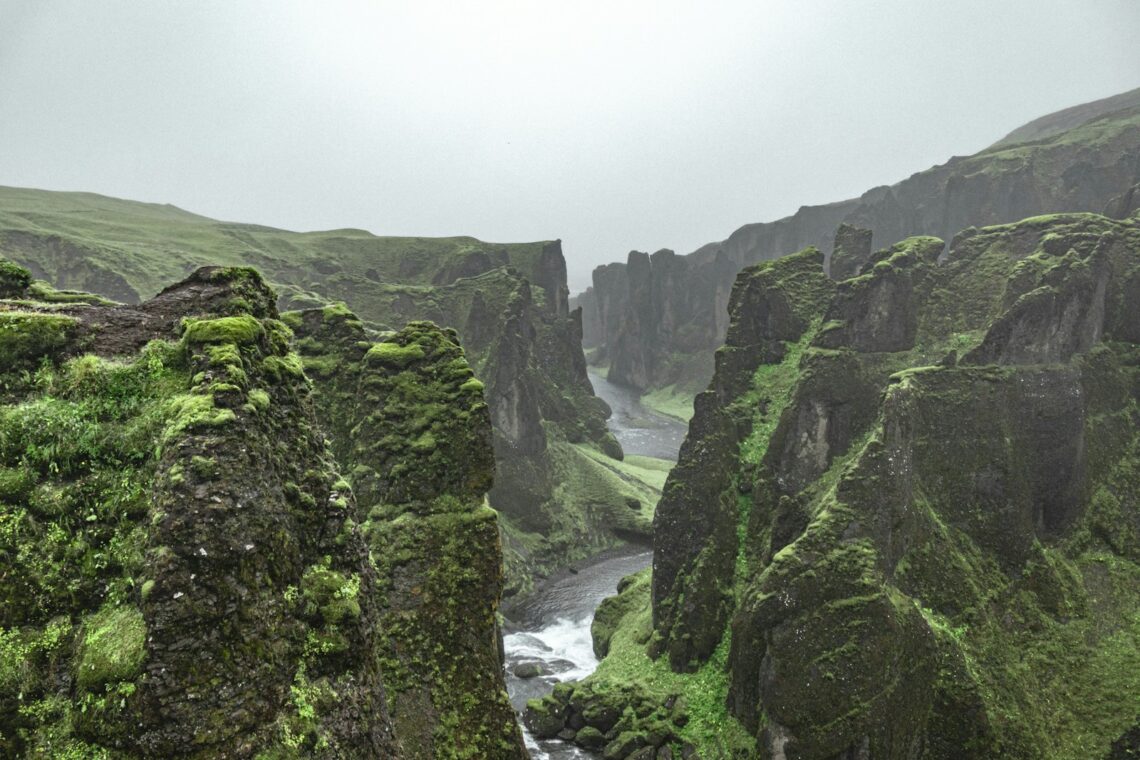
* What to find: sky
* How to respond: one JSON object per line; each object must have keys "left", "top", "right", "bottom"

{"left": 1, "top": 1, "right": 1137, "bottom": 292}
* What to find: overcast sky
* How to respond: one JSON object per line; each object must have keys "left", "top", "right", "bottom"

{"left": 1, "top": 1, "right": 1137, "bottom": 292}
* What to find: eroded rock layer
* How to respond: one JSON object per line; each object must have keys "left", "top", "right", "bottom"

{"left": 0, "top": 262, "right": 524, "bottom": 758}
{"left": 577, "top": 95, "right": 1140, "bottom": 397}
{"left": 541, "top": 212, "right": 1140, "bottom": 760}
{"left": 0, "top": 191, "right": 649, "bottom": 593}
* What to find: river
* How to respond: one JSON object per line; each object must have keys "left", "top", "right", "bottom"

{"left": 586, "top": 369, "right": 686, "bottom": 461}
{"left": 503, "top": 369, "right": 688, "bottom": 758}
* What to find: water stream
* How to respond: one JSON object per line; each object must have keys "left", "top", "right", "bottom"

{"left": 586, "top": 369, "right": 687, "bottom": 462}
{"left": 504, "top": 549, "right": 654, "bottom": 759}
{"left": 503, "top": 370, "right": 688, "bottom": 758}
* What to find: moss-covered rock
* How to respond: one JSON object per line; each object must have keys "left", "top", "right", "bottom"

{"left": 652, "top": 246, "right": 834, "bottom": 670}
{"left": 74, "top": 605, "right": 147, "bottom": 691}
{"left": 0, "top": 266, "right": 524, "bottom": 758}
{"left": 2, "top": 188, "right": 653, "bottom": 594}
{"left": 0, "top": 257, "right": 32, "bottom": 298}
{"left": 580, "top": 213, "right": 1140, "bottom": 759}
{"left": 582, "top": 95, "right": 1140, "bottom": 398}
{"left": 0, "top": 311, "right": 78, "bottom": 370}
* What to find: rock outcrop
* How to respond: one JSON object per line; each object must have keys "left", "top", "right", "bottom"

{"left": 556, "top": 213, "right": 1140, "bottom": 759}
{"left": 580, "top": 93, "right": 1140, "bottom": 395}
{"left": 0, "top": 191, "right": 648, "bottom": 593}
{"left": 827, "top": 222, "right": 874, "bottom": 281}
{"left": 0, "top": 261, "right": 524, "bottom": 758}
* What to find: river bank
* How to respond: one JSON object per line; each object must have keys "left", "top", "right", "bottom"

{"left": 503, "top": 370, "right": 688, "bottom": 757}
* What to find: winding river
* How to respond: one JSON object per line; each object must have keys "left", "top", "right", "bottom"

{"left": 503, "top": 370, "right": 688, "bottom": 759}
{"left": 585, "top": 369, "right": 687, "bottom": 462}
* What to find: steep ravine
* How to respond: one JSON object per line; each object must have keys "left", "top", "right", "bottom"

{"left": 504, "top": 370, "right": 683, "bottom": 758}
{"left": 0, "top": 189, "right": 644, "bottom": 596}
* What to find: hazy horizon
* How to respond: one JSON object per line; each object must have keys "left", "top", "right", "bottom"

{"left": 1, "top": 1, "right": 1137, "bottom": 292}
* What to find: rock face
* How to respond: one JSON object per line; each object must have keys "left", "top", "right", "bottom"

{"left": 652, "top": 247, "right": 835, "bottom": 671}
{"left": 580, "top": 94, "right": 1140, "bottom": 394}
{"left": 287, "top": 256, "right": 649, "bottom": 593}
{"left": 827, "top": 222, "right": 874, "bottom": 281}
{"left": 582, "top": 213, "right": 1140, "bottom": 759}
{"left": 0, "top": 191, "right": 644, "bottom": 592}
{"left": 0, "top": 261, "right": 524, "bottom": 758}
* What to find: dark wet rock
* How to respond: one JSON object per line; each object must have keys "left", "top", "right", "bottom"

{"left": 0, "top": 267, "right": 526, "bottom": 758}
{"left": 513, "top": 662, "right": 544, "bottom": 679}
{"left": 829, "top": 222, "right": 874, "bottom": 281}
{"left": 581, "top": 213, "right": 1140, "bottom": 759}
{"left": 1106, "top": 720, "right": 1140, "bottom": 759}
{"left": 581, "top": 95, "right": 1140, "bottom": 396}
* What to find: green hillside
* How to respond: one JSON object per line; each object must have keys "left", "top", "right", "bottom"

{"left": 0, "top": 185, "right": 549, "bottom": 314}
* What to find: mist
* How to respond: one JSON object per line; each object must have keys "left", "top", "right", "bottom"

{"left": 1, "top": 0, "right": 1137, "bottom": 291}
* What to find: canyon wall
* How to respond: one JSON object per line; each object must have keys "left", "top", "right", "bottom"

{"left": 578, "top": 95, "right": 1140, "bottom": 396}
{"left": 0, "top": 262, "right": 525, "bottom": 758}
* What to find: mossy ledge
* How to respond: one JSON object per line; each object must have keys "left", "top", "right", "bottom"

{"left": 0, "top": 263, "right": 524, "bottom": 758}
{"left": 538, "top": 213, "right": 1140, "bottom": 759}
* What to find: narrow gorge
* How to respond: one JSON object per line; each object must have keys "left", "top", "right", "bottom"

{"left": 1, "top": 80, "right": 1139, "bottom": 760}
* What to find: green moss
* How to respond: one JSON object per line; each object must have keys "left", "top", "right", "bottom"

{"left": 248, "top": 388, "right": 271, "bottom": 411}
{"left": 182, "top": 315, "right": 263, "bottom": 345}
{"left": 0, "top": 257, "right": 33, "bottom": 296}
{"left": 299, "top": 559, "right": 361, "bottom": 625}
{"left": 75, "top": 606, "right": 146, "bottom": 690}
{"left": 189, "top": 455, "right": 218, "bottom": 479}
{"left": 0, "top": 311, "right": 78, "bottom": 368}
{"left": 458, "top": 377, "right": 484, "bottom": 394}
{"left": 0, "top": 618, "right": 70, "bottom": 702}
{"left": 263, "top": 354, "right": 306, "bottom": 382}
{"left": 206, "top": 342, "right": 243, "bottom": 369}
{"left": 320, "top": 301, "right": 356, "bottom": 321}
{"left": 737, "top": 323, "right": 815, "bottom": 466}
{"left": 162, "top": 394, "right": 236, "bottom": 442}
{"left": 25, "top": 281, "right": 116, "bottom": 306}
{"left": 365, "top": 340, "right": 426, "bottom": 368}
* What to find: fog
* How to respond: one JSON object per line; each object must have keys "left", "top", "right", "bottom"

{"left": 1, "top": 0, "right": 1137, "bottom": 291}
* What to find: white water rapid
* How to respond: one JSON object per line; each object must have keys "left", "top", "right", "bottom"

{"left": 503, "top": 369, "right": 687, "bottom": 758}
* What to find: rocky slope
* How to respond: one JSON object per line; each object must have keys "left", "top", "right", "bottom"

{"left": 990, "top": 86, "right": 1140, "bottom": 149}
{"left": 576, "top": 91, "right": 1140, "bottom": 399}
{"left": 0, "top": 190, "right": 655, "bottom": 593}
{"left": 533, "top": 211, "right": 1140, "bottom": 759}
{"left": 0, "top": 260, "right": 525, "bottom": 758}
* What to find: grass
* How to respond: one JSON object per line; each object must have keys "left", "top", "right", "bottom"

{"left": 639, "top": 384, "right": 695, "bottom": 423}
{"left": 589, "top": 573, "right": 753, "bottom": 756}
{"left": 570, "top": 444, "right": 671, "bottom": 507}
{"left": 575, "top": 445, "right": 673, "bottom": 493}
{"left": 0, "top": 185, "right": 554, "bottom": 307}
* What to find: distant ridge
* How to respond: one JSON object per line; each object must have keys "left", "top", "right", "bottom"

{"left": 990, "top": 85, "right": 1140, "bottom": 149}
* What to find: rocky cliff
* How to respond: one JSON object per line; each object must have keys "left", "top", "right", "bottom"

{"left": 0, "top": 192, "right": 652, "bottom": 593}
{"left": 534, "top": 211, "right": 1140, "bottom": 759}
{"left": 578, "top": 93, "right": 1140, "bottom": 398}
{"left": 0, "top": 260, "right": 525, "bottom": 758}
